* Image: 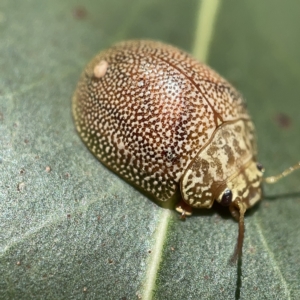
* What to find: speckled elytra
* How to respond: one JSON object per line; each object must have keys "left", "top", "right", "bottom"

{"left": 72, "top": 40, "right": 300, "bottom": 261}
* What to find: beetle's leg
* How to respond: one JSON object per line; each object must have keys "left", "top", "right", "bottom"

{"left": 176, "top": 199, "right": 193, "bottom": 220}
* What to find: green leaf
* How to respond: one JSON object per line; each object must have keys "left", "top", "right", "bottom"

{"left": 1, "top": 0, "right": 300, "bottom": 299}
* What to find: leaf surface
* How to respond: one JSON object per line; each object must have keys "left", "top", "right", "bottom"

{"left": 0, "top": 0, "right": 300, "bottom": 299}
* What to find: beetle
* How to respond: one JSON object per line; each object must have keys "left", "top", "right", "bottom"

{"left": 72, "top": 40, "right": 300, "bottom": 261}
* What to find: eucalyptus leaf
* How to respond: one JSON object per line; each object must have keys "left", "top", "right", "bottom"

{"left": 1, "top": 0, "right": 300, "bottom": 299}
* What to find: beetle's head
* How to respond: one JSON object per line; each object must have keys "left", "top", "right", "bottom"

{"left": 213, "top": 159, "right": 264, "bottom": 262}
{"left": 179, "top": 118, "right": 265, "bottom": 262}
{"left": 215, "top": 160, "right": 264, "bottom": 212}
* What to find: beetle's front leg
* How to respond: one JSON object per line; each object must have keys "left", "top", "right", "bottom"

{"left": 175, "top": 199, "right": 193, "bottom": 220}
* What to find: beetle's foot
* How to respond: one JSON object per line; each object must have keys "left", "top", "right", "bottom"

{"left": 179, "top": 211, "right": 187, "bottom": 220}
{"left": 176, "top": 200, "right": 192, "bottom": 220}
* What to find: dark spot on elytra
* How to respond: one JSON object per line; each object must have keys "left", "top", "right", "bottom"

{"left": 166, "top": 150, "right": 176, "bottom": 162}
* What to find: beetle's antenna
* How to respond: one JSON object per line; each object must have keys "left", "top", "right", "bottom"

{"left": 230, "top": 201, "right": 246, "bottom": 264}
{"left": 264, "top": 162, "right": 300, "bottom": 184}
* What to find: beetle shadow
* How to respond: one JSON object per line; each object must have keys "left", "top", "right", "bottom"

{"left": 190, "top": 200, "right": 262, "bottom": 220}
